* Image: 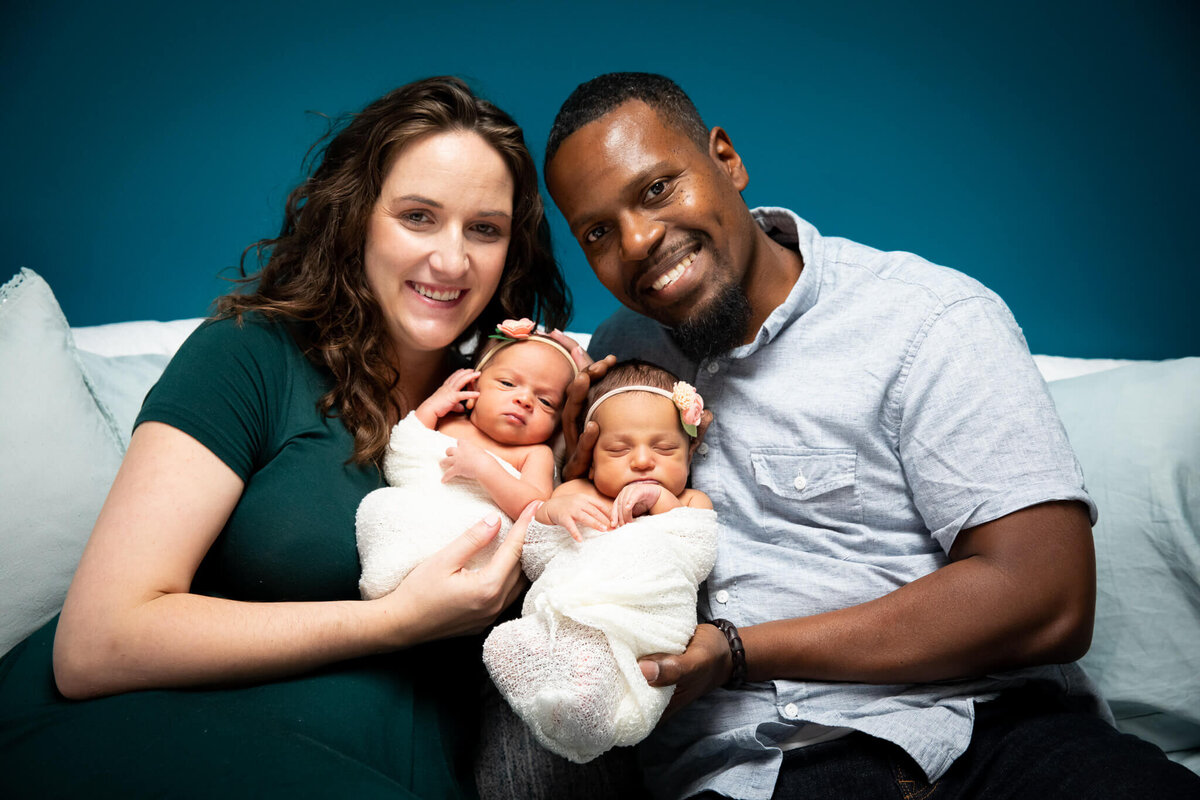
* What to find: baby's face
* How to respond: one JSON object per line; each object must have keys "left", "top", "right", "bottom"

{"left": 590, "top": 392, "right": 691, "bottom": 499}
{"left": 471, "top": 342, "right": 574, "bottom": 446}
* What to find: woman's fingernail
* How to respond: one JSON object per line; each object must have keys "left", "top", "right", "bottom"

{"left": 640, "top": 660, "right": 659, "bottom": 682}
{"left": 484, "top": 512, "right": 500, "bottom": 526}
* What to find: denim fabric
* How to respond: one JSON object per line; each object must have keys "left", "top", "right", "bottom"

{"left": 693, "top": 689, "right": 1200, "bottom": 799}
{"left": 591, "top": 209, "right": 1107, "bottom": 800}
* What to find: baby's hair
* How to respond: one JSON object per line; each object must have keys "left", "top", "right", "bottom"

{"left": 473, "top": 334, "right": 579, "bottom": 377}
{"left": 580, "top": 359, "right": 681, "bottom": 436}
{"left": 473, "top": 338, "right": 506, "bottom": 369}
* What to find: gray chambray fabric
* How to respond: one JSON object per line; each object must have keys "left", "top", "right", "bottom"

{"left": 589, "top": 208, "right": 1107, "bottom": 800}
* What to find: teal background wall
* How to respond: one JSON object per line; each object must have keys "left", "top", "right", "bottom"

{"left": 3, "top": 0, "right": 1196, "bottom": 358}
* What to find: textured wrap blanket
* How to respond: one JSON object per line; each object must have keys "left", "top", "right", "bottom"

{"left": 483, "top": 506, "right": 718, "bottom": 763}
{"left": 355, "top": 411, "right": 518, "bottom": 599}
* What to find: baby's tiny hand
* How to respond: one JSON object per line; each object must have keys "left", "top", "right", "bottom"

{"left": 420, "top": 369, "right": 481, "bottom": 421}
{"left": 440, "top": 438, "right": 489, "bottom": 483}
{"left": 538, "top": 494, "right": 611, "bottom": 542}
{"left": 611, "top": 482, "right": 663, "bottom": 527}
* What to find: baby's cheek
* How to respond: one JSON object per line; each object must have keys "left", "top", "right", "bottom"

{"left": 591, "top": 464, "right": 624, "bottom": 499}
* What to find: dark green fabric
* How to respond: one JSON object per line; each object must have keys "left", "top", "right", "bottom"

{"left": 0, "top": 314, "right": 482, "bottom": 798}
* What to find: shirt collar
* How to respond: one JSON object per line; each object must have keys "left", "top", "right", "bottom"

{"left": 725, "top": 207, "right": 823, "bottom": 358}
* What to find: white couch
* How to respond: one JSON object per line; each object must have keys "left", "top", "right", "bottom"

{"left": 3, "top": 267, "right": 1198, "bottom": 781}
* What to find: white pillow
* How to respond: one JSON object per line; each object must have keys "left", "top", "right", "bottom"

{"left": 1049, "top": 358, "right": 1200, "bottom": 759}
{"left": 72, "top": 317, "right": 203, "bottom": 357}
{"left": 1033, "top": 354, "right": 1143, "bottom": 383}
{"left": 76, "top": 351, "right": 172, "bottom": 448}
{"left": 0, "top": 269, "right": 124, "bottom": 656}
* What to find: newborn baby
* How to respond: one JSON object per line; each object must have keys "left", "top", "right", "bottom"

{"left": 483, "top": 360, "right": 717, "bottom": 763}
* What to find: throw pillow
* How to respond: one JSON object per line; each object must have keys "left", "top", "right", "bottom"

{"left": 0, "top": 269, "right": 124, "bottom": 656}
{"left": 1049, "top": 358, "right": 1200, "bottom": 756}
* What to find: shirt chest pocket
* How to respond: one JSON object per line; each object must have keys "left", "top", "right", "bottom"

{"left": 750, "top": 448, "right": 864, "bottom": 532}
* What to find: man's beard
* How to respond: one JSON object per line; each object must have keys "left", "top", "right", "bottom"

{"left": 668, "top": 282, "right": 752, "bottom": 362}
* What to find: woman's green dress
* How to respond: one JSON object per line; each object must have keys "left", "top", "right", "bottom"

{"left": 0, "top": 315, "right": 482, "bottom": 798}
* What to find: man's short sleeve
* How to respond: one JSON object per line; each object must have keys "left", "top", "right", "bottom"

{"left": 895, "top": 296, "right": 1096, "bottom": 553}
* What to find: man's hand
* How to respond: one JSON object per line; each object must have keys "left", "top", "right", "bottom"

{"left": 560, "top": 354, "right": 617, "bottom": 481}
{"left": 545, "top": 330, "right": 595, "bottom": 373}
{"left": 639, "top": 622, "right": 732, "bottom": 718}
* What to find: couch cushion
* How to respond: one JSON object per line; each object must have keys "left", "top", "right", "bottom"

{"left": 0, "top": 269, "right": 124, "bottom": 656}
{"left": 1049, "top": 358, "right": 1200, "bottom": 758}
{"left": 76, "top": 350, "right": 172, "bottom": 447}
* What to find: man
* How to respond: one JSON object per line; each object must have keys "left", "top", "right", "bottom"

{"left": 543, "top": 73, "right": 1198, "bottom": 799}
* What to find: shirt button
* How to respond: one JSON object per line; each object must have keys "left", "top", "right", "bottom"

{"left": 793, "top": 472, "right": 807, "bottom": 491}
{"left": 697, "top": 443, "right": 709, "bottom": 456}
{"left": 706, "top": 360, "right": 720, "bottom": 374}
{"left": 715, "top": 589, "right": 729, "bottom": 604}
{"left": 783, "top": 703, "right": 800, "bottom": 719}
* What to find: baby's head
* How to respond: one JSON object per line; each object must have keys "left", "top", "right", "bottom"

{"left": 469, "top": 321, "right": 578, "bottom": 446}
{"left": 581, "top": 360, "right": 707, "bottom": 500}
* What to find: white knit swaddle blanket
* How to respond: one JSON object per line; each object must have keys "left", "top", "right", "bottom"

{"left": 483, "top": 506, "right": 718, "bottom": 763}
{"left": 355, "top": 411, "right": 518, "bottom": 599}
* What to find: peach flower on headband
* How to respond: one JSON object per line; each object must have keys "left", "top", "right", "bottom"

{"left": 672, "top": 381, "right": 703, "bottom": 436}
{"left": 496, "top": 318, "right": 537, "bottom": 339}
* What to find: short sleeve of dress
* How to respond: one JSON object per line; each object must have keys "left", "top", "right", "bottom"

{"left": 895, "top": 295, "right": 1097, "bottom": 553}
{"left": 136, "top": 315, "right": 289, "bottom": 481}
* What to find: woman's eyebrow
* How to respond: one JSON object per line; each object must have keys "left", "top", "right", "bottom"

{"left": 398, "top": 193, "right": 441, "bottom": 207}
{"left": 395, "top": 194, "right": 510, "bottom": 219}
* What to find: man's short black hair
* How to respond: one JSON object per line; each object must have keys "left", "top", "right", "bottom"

{"left": 544, "top": 72, "right": 709, "bottom": 170}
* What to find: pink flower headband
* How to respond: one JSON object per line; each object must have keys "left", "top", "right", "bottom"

{"left": 583, "top": 381, "right": 704, "bottom": 437}
{"left": 475, "top": 318, "right": 580, "bottom": 376}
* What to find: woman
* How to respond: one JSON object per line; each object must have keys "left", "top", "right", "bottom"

{"left": 0, "top": 76, "right": 571, "bottom": 798}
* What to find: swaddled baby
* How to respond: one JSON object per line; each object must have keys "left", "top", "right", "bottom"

{"left": 483, "top": 360, "right": 718, "bottom": 763}
{"left": 355, "top": 319, "right": 578, "bottom": 599}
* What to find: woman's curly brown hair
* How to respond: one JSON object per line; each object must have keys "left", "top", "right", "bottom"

{"left": 216, "top": 77, "right": 571, "bottom": 465}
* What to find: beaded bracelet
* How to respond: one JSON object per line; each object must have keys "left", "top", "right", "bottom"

{"left": 708, "top": 618, "right": 747, "bottom": 689}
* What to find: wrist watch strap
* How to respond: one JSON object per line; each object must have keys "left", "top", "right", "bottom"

{"left": 708, "top": 618, "right": 746, "bottom": 689}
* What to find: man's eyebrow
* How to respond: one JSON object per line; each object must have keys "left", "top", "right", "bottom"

{"left": 395, "top": 194, "right": 511, "bottom": 219}
{"left": 566, "top": 160, "right": 674, "bottom": 233}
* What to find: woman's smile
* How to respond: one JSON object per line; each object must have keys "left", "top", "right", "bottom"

{"left": 364, "top": 130, "right": 514, "bottom": 362}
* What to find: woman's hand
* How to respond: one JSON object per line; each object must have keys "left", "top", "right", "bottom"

{"left": 559, "top": 354, "right": 618, "bottom": 482}
{"left": 536, "top": 493, "right": 611, "bottom": 542}
{"left": 379, "top": 501, "right": 537, "bottom": 645}
{"left": 611, "top": 482, "right": 662, "bottom": 527}
{"left": 53, "top": 424, "right": 535, "bottom": 699}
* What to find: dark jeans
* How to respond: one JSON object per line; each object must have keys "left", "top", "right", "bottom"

{"left": 694, "top": 689, "right": 1200, "bottom": 800}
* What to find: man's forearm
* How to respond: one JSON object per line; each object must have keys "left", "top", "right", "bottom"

{"left": 739, "top": 501, "right": 1095, "bottom": 684}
